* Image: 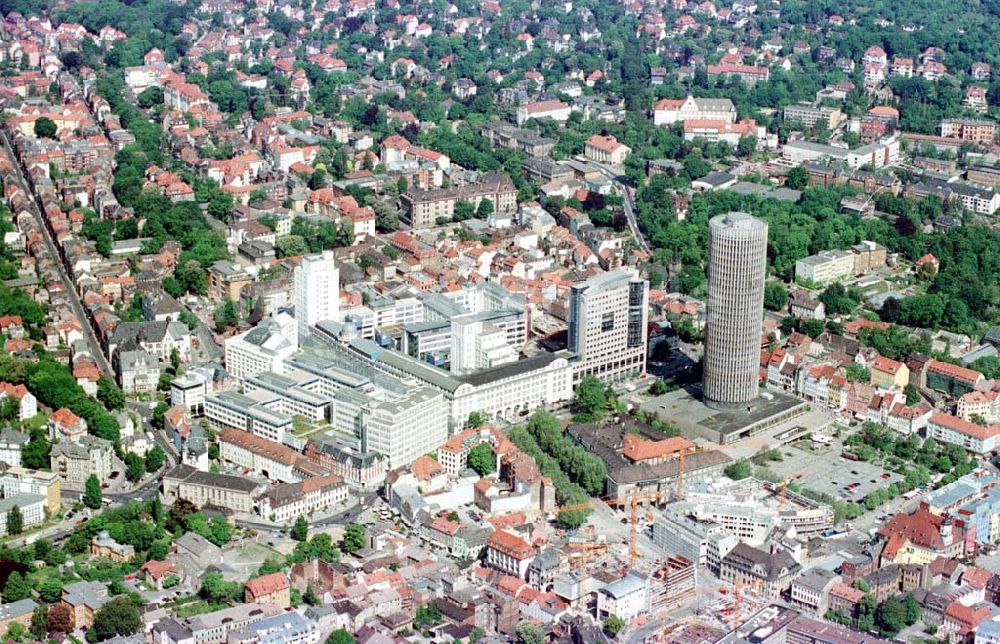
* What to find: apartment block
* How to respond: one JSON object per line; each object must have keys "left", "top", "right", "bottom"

{"left": 401, "top": 171, "right": 517, "bottom": 229}
{"left": 940, "top": 119, "right": 996, "bottom": 144}
{"left": 783, "top": 103, "right": 845, "bottom": 129}
{"left": 162, "top": 464, "right": 264, "bottom": 515}
{"left": 794, "top": 249, "right": 855, "bottom": 285}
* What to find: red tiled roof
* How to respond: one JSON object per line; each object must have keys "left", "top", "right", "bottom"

{"left": 928, "top": 360, "right": 983, "bottom": 384}
{"left": 245, "top": 572, "right": 289, "bottom": 598}
{"left": 929, "top": 413, "right": 1000, "bottom": 441}
{"left": 879, "top": 508, "right": 954, "bottom": 559}
{"left": 411, "top": 454, "right": 444, "bottom": 481}
{"left": 487, "top": 530, "right": 535, "bottom": 560}
{"left": 621, "top": 434, "right": 695, "bottom": 462}
{"left": 141, "top": 559, "right": 176, "bottom": 579}
{"left": 872, "top": 356, "right": 904, "bottom": 374}
{"left": 51, "top": 407, "right": 82, "bottom": 428}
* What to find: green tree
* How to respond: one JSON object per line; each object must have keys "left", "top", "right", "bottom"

{"left": 137, "top": 87, "right": 164, "bottom": 109}
{"left": 453, "top": 201, "right": 474, "bottom": 221}
{"left": 21, "top": 430, "right": 50, "bottom": 470}
{"left": 6, "top": 622, "right": 24, "bottom": 642}
{"left": 818, "top": 283, "right": 859, "bottom": 315}
{"left": 904, "top": 384, "right": 921, "bottom": 406}
{"left": 207, "top": 193, "right": 234, "bottom": 220}
{"left": 342, "top": 523, "right": 365, "bottom": 553}
{"left": 786, "top": 166, "right": 809, "bottom": 190}
{"left": 308, "top": 169, "right": 327, "bottom": 190}
{"left": 467, "top": 443, "right": 495, "bottom": 476}
{"left": 29, "top": 604, "right": 47, "bottom": 640}
{"left": 516, "top": 621, "right": 545, "bottom": 644}
{"left": 148, "top": 539, "right": 169, "bottom": 561}
{"left": 573, "top": 375, "right": 607, "bottom": 420}
{"left": 97, "top": 376, "right": 125, "bottom": 410}
{"left": 724, "top": 458, "right": 753, "bottom": 481}
{"left": 291, "top": 515, "right": 309, "bottom": 541}
{"left": 971, "top": 355, "right": 1000, "bottom": 380}
{"left": 800, "top": 318, "right": 825, "bottom": 338}
{"left": 208, "top": 518, "right": 233, "bottom": 547}
{"left": 34, "top": 117, "right": 57, "bottom": 139}
{"left": 326, "top": 629, "right": 356, "bottom": 644}
{"left": 145, "top": 445, "right": 166, "bottom": 472}
{"left": 84, "top": 474, "right": 103, "bottom": 509}
{"left": 6, "top": 504, "right": 22, "bottom": 535}
{"left": 92, "top": 596, "right": 142, "bottom": 641}
{"left": 200, "top": 572, "right": 239, "bottom": 603}
{"left": 763, "top": 282, "right": 788, "bottom": 311}
{"left": 902, "top": 593, "right": 921, "bottom": 625}
{"left": 737, "top": 135, "right": 758, "bottom": 158}
{"left": 3, "top": 572, "right": 30, "bottom": 602}
{"left": 414, "top": 603, "right": 443, "bottom": 630}
{"left": 604, "top": 614, "right": 625, "bottom": 636}
{"left": 875, "top": 595, "right": 908, "bottom": 637}
{"left": 124, "top": 452, "right": 146, "bottom": 482}
{"left": 476, "top": 199, "right": 494, "bottom": 219}
{"left": 466, "top": 411, "right": 490, "bottom": 427}
{"left": 213, "top": 299, "right": 238, "bottom": 332}
{"left": 152, "top": 401, "right": 169, "bottom": 429}
{"left": 38, "top": 578, "right": 63, "bottom": 603}
{"left": 307, "top": 532, "right": 339, "bottom": 563}
{"left": 845, "top": 364, "right": 870, "bottom": 383}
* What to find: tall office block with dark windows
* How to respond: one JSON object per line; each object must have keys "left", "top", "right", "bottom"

{"left": 703, "top": 212, "right": 768, "bottom": 409}
{"left": 568, "top": 270, "right": 649, "bottom": 384}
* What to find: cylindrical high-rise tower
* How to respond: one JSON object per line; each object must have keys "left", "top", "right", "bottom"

{"left": 702, "top": 212, "right": 768, "bottom": 409}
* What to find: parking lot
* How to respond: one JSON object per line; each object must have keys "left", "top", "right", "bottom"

{"left": 765, "top": 437, "right": 904, "bottom": 505}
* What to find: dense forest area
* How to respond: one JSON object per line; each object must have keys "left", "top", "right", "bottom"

{"left": 636, "top": 182, "right": 1000, "bottom": 335}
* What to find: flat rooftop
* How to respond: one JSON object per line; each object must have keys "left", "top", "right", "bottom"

{"left": 639, "top": 386, "right": 809, "bottom": 444}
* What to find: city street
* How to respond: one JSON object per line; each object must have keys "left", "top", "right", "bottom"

{"left": 0, "top": 132, "right": 113, "bottom": 376}
{"left": 583, "top": 156, "right": 652, "bottom": 255}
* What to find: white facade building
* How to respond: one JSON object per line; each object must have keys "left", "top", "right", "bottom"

{"left": 256, "top": 476, "right": 348, "bottom": 523}
{"left": 597, "top": 572, "right": 650, "bottom": 622}
{"left": 294, "top": 251, "right": 340, "bottom": 340}
{"left": 567, "top": 269, "right": 649, "bottom": 384}
{"left": 224, "top": 314, "right": 298, "bottom": 383}
{"left": 927, "top": 413, "right": 1000, "bottom": 455}
{"left": 795, "top": 250, "right": 856, "bottom": 285}
{"left": 360, "top": 386, "right": 448, "bottom": 469}
{"left": 205, "top": 392, "right": 293, "bottom": 444}
{"left": 171, "top": 372, "right": 210, "bottom": 415}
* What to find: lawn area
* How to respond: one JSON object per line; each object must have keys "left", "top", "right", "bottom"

{"left": 290, "top": 417, "right": 331, "bottom": 439}
{"left": 173, "top": 599, "right": 226, "bottom": 618}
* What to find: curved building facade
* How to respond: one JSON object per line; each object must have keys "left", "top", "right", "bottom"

{"left": 703, "top": 212, "right": 768, "bottom": 409}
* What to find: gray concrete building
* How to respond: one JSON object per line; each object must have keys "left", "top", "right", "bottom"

{"left": 703, "top": 213, "right": 768, "bottom": 409}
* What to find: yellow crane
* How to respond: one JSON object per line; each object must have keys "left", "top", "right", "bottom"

{"left": 628, "top": 490, "right": 662, "bottom": 566}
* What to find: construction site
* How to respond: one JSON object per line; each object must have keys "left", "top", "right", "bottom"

{"left": 659, "top": 476, "right": 834, "bottom": 542}
{"left": 551, "top": 493, "right": 783, "bottom": 642}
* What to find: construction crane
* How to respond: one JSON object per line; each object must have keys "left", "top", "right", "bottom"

{"left": 555, "top": 500, "right": 594, "bottom": 521}
{"left": 628, "top": 490, "right": 662, "bottom": 566}
{"left": 674, "top": 446, "right": 702, "bottom": 501}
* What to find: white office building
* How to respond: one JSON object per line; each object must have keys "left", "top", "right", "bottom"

{"left": 171, "top": 372, "right": 210, "bottom": 415}
{"left": 359, "top": 386, "right": 448, "bottom": 469}
{"left": 294, "top": 251, "right": 340, "bottom": 340}
{"left": 224, "top": 313, "right": 298, "bottom": 383}
{"left": 204, "top": 391, "right": 294, "bottom": 444}
{"left": 567, "top": 270, "right": 649, "bottom": 383}
{"left": 450, "top": 317, "right": 519, "bottom": 375}
{"left": 597, "top": 572, "right": 650, "bottom": 622}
